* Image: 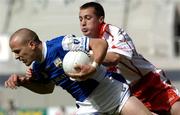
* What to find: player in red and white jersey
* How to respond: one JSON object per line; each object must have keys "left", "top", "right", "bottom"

{"left": 79, "top": 2, "right": 180, "bottom": 115}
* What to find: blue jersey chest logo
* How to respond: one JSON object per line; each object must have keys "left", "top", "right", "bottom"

{"left": 53, "top": 57, "right": 62, "bottom": 68}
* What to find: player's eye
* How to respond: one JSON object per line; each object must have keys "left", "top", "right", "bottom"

{"left": 79, "top": 19, "right": 82, "bottom": 22}
{"left": 79, "top": 17, "right": 83, "bottom": 22}
{"left": 14, "top": 50, "right": 20, "bottom": 54}
{"left": 85, "top": 16, "right": 91, "bottom": 20}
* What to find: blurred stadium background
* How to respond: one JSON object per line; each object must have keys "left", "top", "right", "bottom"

{"left": 0, "top": 0, "right": 180, "bottom": 114}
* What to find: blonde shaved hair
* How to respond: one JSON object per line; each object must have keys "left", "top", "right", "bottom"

{"left": 10, "top": 28, "right": 41, "bottom": 45}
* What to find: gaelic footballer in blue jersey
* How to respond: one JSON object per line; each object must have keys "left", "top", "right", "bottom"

{"left": 5, "top": 28, "right": 151, "bottom": 115}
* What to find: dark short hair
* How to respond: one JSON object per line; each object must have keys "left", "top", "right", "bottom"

{"left": 80, "top": 2, "right": 105, "bottom": 18}
{"left": 31, "top": 35, "right": 40, "bottom": 44}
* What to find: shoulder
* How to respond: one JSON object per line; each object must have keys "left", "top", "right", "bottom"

{"left": 46, "top": 36, "right": 65, "bottom": 45}
{"left": 105, "top": 24, "right": 125, "bottom": 36}
{"left": 107, "top": 24, "right": 122, "bottom": 31}
{"left": 62, "top": 35, "right": 90, "bottom": 51}
{"left": 45, "top": 36, "right": 66, "bottom": 51}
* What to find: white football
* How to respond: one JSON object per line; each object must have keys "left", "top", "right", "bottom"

{"left": 63, "top": 51, "right": 91, "bottom": 73}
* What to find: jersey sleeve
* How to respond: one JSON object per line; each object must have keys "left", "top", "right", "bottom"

{"left": 61, "top": 34, "right": 90, "bottom": 52}
{"left": 107, "top": 28, "right": 134, "bottom": 59}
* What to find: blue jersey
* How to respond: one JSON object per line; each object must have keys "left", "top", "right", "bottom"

{"left": 32, "top": 35, "right": 99, "bottom": 102}
{"left": 31, "top": 35, "right": 130, "bottom": 113}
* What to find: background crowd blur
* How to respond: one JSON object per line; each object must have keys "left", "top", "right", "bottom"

{"left": 0, "top": 0, "right": 180, "bottom": 114}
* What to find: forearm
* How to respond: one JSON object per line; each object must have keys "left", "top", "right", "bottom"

{"left": 89, "top": 39, "right": 108, "bottom": 65}
{"left": 102, "top": 52, "right": 121, "bottom": 66}
{"left": 20, "top": 80, "right": 55, "bottom": 94}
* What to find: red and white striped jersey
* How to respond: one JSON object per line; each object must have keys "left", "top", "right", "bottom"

{"left": 99, "top": 23, "right": 157, "bottom": 82}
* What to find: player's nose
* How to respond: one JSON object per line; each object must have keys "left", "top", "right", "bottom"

{"left": 15, "top": 54, "right": 20, "bottom": 60}
{"left": 81, "top": 19, "right": 86, "bottom": 26}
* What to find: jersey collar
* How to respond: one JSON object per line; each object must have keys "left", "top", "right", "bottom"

{"left": 99, "top": 22, "right": 108, "bottom": 38}
{"left": 41, "top": 42, "right": 47, "bottom": 62}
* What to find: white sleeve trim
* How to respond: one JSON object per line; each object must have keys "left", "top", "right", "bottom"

{"left": 62, "top": 35, "right": 90, "bottom": 51}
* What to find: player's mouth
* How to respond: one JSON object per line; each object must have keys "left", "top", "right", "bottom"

{"left": 81, "top": 28, "right": 88, "bottom": 33}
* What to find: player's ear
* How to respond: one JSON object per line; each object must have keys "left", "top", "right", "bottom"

{"left": 99, "top": 16, "right": 104, "bottom": 23}
{"left": 28, "top": 40, "right": 36, "bottom": 49}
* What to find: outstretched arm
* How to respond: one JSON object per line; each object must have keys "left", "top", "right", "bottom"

{"left": 20, "top": 79, "right": 55, "bottom": 94}
{"left": 5, "top": 72, "right": 55, "bottom": 94}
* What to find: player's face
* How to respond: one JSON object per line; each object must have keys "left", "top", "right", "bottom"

{"left": 10, "top": 38, "right": 36, "bottom": 66}
{"left": 79, "top": 7, "right": 104, "bottom": 38}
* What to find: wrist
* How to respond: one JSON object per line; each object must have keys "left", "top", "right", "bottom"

{"left": 91, "top": 61, "right": 99, "bottom": 69}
